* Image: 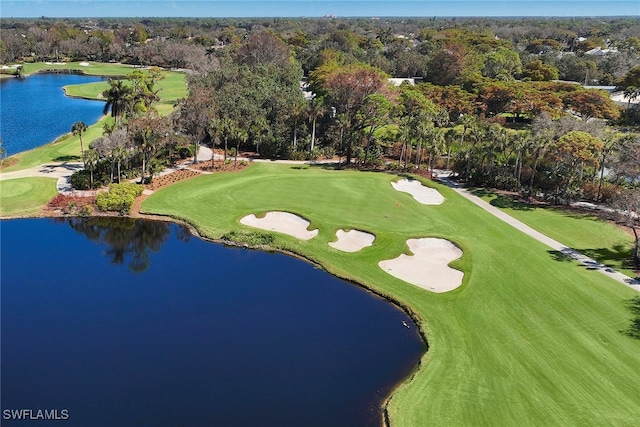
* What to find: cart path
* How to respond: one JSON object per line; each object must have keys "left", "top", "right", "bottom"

{"left": 437, "top": 175, "right": 640, "bottom": 292}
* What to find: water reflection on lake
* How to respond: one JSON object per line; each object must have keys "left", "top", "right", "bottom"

{"left": 64, "top": 217, "right": 174, "bottom": 273}
{"left": 1, "top": 218, "right": 425, "bottom": 427}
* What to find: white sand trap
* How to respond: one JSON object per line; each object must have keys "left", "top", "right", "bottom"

{"left": 79, "top": 61, "right": 90, "bottom": 66}
{"left": 329, "top": 229, "right": 375, "bottom": 252}
{"left": 240, "top": 211, "right": 318, "bottom": 240}
{"left": 379, "top": 238, "right": 463, "bottom": 293}
{"left": 392, "top": 179, "right": 444, "bottom": 205}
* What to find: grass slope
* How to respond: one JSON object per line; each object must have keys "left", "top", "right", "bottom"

{"left": 474, "top": 190, "right": 637, "bottom": 278}
{"left": 0, "top": 177, "right": 58, "bottom": 217}
{"left": 142, "top": 163, "right": 640, "bottom": 426}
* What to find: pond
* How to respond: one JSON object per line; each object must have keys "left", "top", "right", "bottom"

{"left": 0, "top": 73, "right": 106, "bottom": 156}
{"left": 1, "top": 218, "right": 425, "bottom": 426}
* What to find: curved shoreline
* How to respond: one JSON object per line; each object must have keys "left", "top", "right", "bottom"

{"left": 133, "top": 209, "right": 429, "bottom": 427}
{"left": 2, "top": 202, "right": 430, "bottom": 426}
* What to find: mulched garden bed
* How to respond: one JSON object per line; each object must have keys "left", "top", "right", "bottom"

{"left": 187, "top": 161, "right": 251, "bottom": 173}
{"left": 145, "top": 169, "right": 201, "bottom": 191}
{"left": 45, "top": 193, "right": 97, "bottom": 216}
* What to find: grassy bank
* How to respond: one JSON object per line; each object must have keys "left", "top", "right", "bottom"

{"left": 0, "top": 177, "right": 58, "bottom": 216}
{"left": 473, "top": 189, "right": 638, "bottom": 278}
{"left": 141, "top": 162, "right": 640, "bottom": 426}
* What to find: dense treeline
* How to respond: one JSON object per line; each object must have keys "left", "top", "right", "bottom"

{"left": 2, "top": 16, "right": 640, "bottom": 82}
{"left": 3, "top": 17, "right": 638, "bottom": 262}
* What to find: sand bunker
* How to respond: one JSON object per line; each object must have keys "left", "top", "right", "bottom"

{"left": 391, "top": 179, "right": 444, "bottom": 205}
{"left": 240, "top": 211, "right": 318, "bottom": 240}
{"left": 329, "top": 229, "right": 375, "bottom": 252}
{"left": 79, "top": 62, "right": 90, "bottom": 66}
{"left": 379, "top": 238, "right": 463, "bottom": 293}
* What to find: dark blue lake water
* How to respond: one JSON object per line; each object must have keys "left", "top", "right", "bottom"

{"left": 0, "top": 73, "right": 106, "bottom": 156}
{"left": 1, "top": 218, "right": 424, "bottom": 426}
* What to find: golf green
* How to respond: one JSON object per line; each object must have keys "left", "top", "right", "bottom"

{"left": 0, "top": 177, "right": 58, "bottom": 217}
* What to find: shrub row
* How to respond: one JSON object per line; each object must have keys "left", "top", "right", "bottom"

{"left": 220, "top": 230, "right": 275, "bottom": 247}
{"left": 96, "top": 183, "right": 144, "bottom": 214}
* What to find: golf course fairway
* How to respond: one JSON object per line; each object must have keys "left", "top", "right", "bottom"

{"left": 141, "top": 162, "right": 640, "bottom": 426}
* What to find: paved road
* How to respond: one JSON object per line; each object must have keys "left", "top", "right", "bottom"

{"left": 436, "top": 174, "right": 640, "bottom": 292}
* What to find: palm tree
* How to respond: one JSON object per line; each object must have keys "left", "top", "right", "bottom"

{"left": 250, "top": 117, "right": 269, "bottom": 156}
{"left": 307, "top": 97, "right": 325, "bottom": 153}
{"left": 207, "top": 120, "right": 221, "bottom": 169}
{"left": 211, "top": 117, "right": 234, "bottom": 161}
{"left": 483, "top": 125, "right": 507, "bottom": 175}
{"left": 444, "top": 128, "right": 457, "bottom": 171}
{"left": 415, "top": 121, "right": 434, "bottom": 168}
{"left": 334, "top": 113, "right": 350, "bottom": 166}
{"left": 102, "top": 79, "right": 133, "bottom": 122}
{"left": 290, "top": 100, "right": 306, "bottom": 152}
{"left": 72, "top": 121, "right": 88, "bottom": 167}
{"left": 112, "top": 145, "right": 129, "bottom": 183}
{"left": 464, "top": 121, "right": 485, "bottom": 180}
{"left": 129, "top": 113, "right": 171, "bottom": 183}
{"left": 528, "top": 131, "right": 553, "bottom": 191}
{"left": 457, "top": 114, "right": 475, "bottom": 169}
{"left": 399, "top": 124, "right": 412, "bottom": 169}
{"left": 425, "top": 128, "right": 446, "bottom": 177}
{"left": 596, "top": 131, "right": 620, "bottom": 201}
{"left": 510, "top": 132, "right": 530, "bottom": 184}
{"left": 136, "top": 129, "right": 159, "bottom": 183}
{"left": 83, "top": 148, "right": 100, "bottom": 189}
{"left": 231, "top": 127, "right": 248, "bottom": 169}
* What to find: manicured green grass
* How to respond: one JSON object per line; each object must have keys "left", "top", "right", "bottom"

{"left": 154, "top": 71, "right": 188, "bottom": 104}
{"left": 474, "top": 189, "right": 637, "bottom": 278}
{"left": 0, "top": 177, "right": 58, "bottom": 217}
{"left": 142, "top": 163, "right": 640, "bottom": 426}
{"left": 63, "top": 81, "right": 110, "bottom": 99}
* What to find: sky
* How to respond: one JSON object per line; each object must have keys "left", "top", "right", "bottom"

{"left": 1, "top": 0, "right": 638, "bottom": 18}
